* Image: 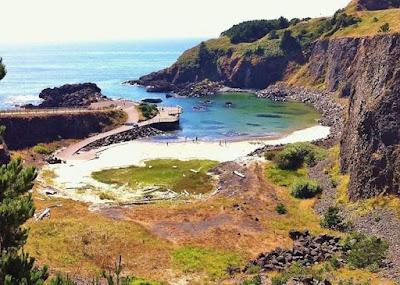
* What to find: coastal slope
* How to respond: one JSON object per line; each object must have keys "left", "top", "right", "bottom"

{"left": 131, "top": 0, "right": 400, "bottom": 200}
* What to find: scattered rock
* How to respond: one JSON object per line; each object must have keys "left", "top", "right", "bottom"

{"left": 245, "top": 231, "right": 342, "bottom": 272}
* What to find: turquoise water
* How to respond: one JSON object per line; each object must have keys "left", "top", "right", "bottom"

{"left": 0, "top": 40, "right": 319, "bottom": 140}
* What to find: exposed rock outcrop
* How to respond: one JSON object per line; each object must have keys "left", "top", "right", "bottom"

{"left": 301, "top": 35, "right": 400, "bottom": 199}
{"left": 35, "top": 83, "right": 107, "bottom": 108}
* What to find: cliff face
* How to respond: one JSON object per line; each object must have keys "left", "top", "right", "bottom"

{"left": 134, "top": 55, "right": 294, "bottom": 90}
{"left": 0, "top": 110, "right": 125, "bottom": 150}
{"left": 303, "top": 34, "right": 400, "bottom": 198}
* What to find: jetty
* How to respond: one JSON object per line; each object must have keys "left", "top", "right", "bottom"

{"left": 54, "top": 103, "right": 182, "bottom": 160}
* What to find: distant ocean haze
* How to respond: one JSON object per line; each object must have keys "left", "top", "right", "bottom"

{"left": 0, "top": 39, "right": 320, "bottom": 141}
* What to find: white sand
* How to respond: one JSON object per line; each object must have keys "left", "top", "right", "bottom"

{"left": 44, "top": 125, "right": 330, "bottom": 203}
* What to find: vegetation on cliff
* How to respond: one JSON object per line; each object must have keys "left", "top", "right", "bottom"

{"left": 137, "top": 2, "right": 400, "bottom": 90}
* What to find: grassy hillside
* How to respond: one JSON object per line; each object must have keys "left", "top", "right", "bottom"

{"left": 175, "top": 7, "right": 400, "bottom": 71}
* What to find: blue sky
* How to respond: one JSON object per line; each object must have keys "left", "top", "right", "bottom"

{"left": 1, "top": 0, "right": 350, "bottom": 44}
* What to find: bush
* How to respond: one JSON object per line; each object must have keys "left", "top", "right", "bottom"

{"left": 290, "top": 179, "right": 322, "bottom": 199}
{"left": 50, "top": 274, "right": 76, "bottom": 285}
{"left": 275, "top": 143, "right": 326, "bottom": 170}
{"left": 271, "top": 262, "right": 311, "bottom": 285}
{"left": 241, "top": 275, "right": 262, "bottom": 285}
{"left": 341, "top": 233, "right": 388, "bottom": 270}
{"left": 33, "top": 143, "right": 53, "bottom": 155}
{"left": 321, "top": 206, "right": 347, "bottom": 231}
{"left": 138, "top": 103, "right": 158, "bottom": 120}
{"left": 280, "top": 31, "right": 302, "bottom": 57}
{"left": 379, "top": 23, "right": 390, "bottom": 33}
{"left": 276, "top": 203, "right": 287, "bottom": 215}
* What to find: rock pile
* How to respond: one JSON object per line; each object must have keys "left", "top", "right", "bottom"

{"left": 246, "top": 231, "right": 342, "bottom": 272}
{"left": 80, "top": 126, "right": 162, "bottom": 151}
{"left": 257, "top": 83, "right": 345, "bottom": 142}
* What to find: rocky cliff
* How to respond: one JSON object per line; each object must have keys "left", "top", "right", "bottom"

{"left": 298, "top": 34, "right": 400, "bottom": 199}
{"left": 130, "top": 1, "right": 400, "bottom": 200}
{"left": 0, "top": 110, "right": 126, "bottom": 150}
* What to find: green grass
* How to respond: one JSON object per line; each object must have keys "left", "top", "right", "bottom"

{"left": 265, "top": 164, "right": 307, "bottom": 187}
{"left": 176, "top": 36, "right": 283, "bottom": 67}
{"left": 92, "top": 159, "right": 219, "bottom": 194}
{"left": 128, "top": 277, "right": 163, "bottom": 285}
{"left": 33, "top": 143, "right": 55, "bottom": 155}
{"left": 171, "top": 246, "right": 242, "bottom": 280}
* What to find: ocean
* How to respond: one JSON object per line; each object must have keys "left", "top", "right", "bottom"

{"left": 0, "top": 39, "right": 319, "bottom": 140}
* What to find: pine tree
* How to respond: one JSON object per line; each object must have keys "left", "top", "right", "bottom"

{"left": 0, "top": 61, "right": 48, "bottom": 284}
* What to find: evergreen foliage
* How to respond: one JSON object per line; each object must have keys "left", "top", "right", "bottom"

{"left": 221, "top": 17, "right": 289, "bottom": 44}
{"left": 0, "top": 157, "right": 49, "bottom": 284}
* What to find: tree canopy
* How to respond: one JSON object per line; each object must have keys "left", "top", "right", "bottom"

{"left": 221, "top": 17, "right": 289, "bottom": 44}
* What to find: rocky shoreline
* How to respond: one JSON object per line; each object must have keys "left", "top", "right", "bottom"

{"left": 79, "top": 126, "right": 163, "bottom": 152}
{"left": 257, "top": 83, "right": 345, "bottom": 142}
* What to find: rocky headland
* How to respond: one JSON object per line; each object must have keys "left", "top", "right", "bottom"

{"left": 25, "top": 83, "right": 108, "bottom": 108}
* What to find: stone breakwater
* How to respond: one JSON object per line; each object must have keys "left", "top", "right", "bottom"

{"left": 257, "top": 83, "right": 345, "bottom": 142}
{"left": 80, "top": 126, "right": 163, "bottom": 152}
{"left": 245, "top": 231, "right": 342, "bottom": 272}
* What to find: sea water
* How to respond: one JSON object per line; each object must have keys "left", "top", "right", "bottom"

{"left": 0, "top": 39, "right": 319, "bottom": 140}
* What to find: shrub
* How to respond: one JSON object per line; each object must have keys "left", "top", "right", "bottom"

{"left": 50, "top": 273, "right": 76, "bottom": 285}
{"left": 241, "top": 275, "right": 262, "bottom": 285}
{"left": 341, "top": 233, "right": 388, "bottom": 270}
{"left": 271, "top": 262, "right": 311, "bottom": 285}
{"left": 33, "top": 143, "right": 53, "bottom": 155}
{"left": 276, "top": 203, "right": 287, "bottom": 215}
{"left": 138, "top": 103, "right": 158, "bottom": 120}
{"left": 280, "top": 31, "right": 302, "bottom": 57}
{"left": 321, "top": 206, "right": 347, "bottom": 231}
{"left": 290, "top": 179, "right": 322, "bottom": 199}
{"left": 379, "top": 23, "right": 390, "bottom": 33}
{"left": 275, "top": 143, "right": 326, "bottom": 170}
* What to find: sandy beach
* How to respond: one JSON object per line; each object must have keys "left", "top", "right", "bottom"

{"left": 42, "top": 125, "right": 330, "bottom": 203}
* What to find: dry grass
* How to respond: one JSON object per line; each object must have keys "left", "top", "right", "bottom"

{"left": 26, "top": 159, "right": 394, "bottom": 284}
{"left": 26, "top": 198, "right": 174, "bottom": 281}
{"left": 332, "top": 9, "right": 400, "bottom": 38}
